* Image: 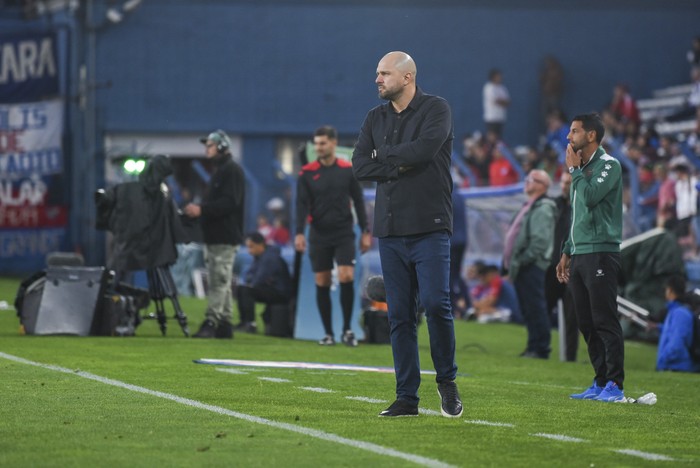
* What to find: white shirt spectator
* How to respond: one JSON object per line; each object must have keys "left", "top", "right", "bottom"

{"left": 483, "top": 81, "right": 510, "bottom": 123}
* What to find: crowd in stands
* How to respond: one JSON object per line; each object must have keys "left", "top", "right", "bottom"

{"left": 450, "top": 40, "right": 700, "bottom": 372}
{"left": 454, "top": 45, "right": 700, "bottom": 260}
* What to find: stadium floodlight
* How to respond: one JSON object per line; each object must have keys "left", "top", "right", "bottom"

{"left": 123, "top": 158, "right": 146, "bottom": 174}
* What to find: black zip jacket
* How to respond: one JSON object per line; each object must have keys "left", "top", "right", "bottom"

{"left": 201, "top": 154, "right": 245, "bottom": 245}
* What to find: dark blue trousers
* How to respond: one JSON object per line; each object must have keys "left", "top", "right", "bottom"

{"left": 378, "top": 231, "right": 458, "bottom": 404}
{"left": 514, "top": 264, "right": 551, "bottom": 356}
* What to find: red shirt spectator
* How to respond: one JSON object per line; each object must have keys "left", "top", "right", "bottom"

{"left": 489, "top": 145, "right": 519, "bottom": 186}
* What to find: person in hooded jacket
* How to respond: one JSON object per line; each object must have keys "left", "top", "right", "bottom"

{"left": 184, "top": 130, "right": 245, "bottom": 339}
{"left": 99, "top": 154, "right": 189, "bottom": 335}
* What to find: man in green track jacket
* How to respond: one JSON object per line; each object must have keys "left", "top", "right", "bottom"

{"left": 556, "top": 113, "right": 626, "bottom": 402}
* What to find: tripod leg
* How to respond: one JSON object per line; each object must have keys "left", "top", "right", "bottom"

{"left": 157, "top": 266, "right": 189, "bottom": 337}
{"left": 155, "top": 297, "right": 167, "bottom": 336}
{"left": 170, "top": 295, "right": 190, "bottom": 337}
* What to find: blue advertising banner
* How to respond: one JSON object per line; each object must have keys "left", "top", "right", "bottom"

{"left": 1, "top": 99, "right": 67, "bottom": 274}
{"left": 0, "top": 32, "right": 59, "bottom": 103}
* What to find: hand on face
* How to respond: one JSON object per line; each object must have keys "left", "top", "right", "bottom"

{"left": 565, "top": 143, "right": 582, "bottom": 169}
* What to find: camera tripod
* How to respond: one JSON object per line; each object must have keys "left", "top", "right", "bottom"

{"left": 146, "top": 266, "right": 190, "bottom": 337}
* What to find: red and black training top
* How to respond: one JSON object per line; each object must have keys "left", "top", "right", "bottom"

{"left": 295, "top": 158, "right": 369, "bottom": 244}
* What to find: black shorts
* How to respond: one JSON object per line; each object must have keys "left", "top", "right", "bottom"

{"left": 308, "top": 237, "right": 356, "bottom": 272}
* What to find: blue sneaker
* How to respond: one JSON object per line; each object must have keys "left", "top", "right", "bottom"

{"left": 594, "top": 381, "right": 625, "bottom": 402}
{"left": 570, "top": 380, "right": 603, "bottom": 400}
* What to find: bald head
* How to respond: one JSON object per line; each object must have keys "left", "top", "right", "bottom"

{"left": 381, "top": 51, "right": 417, "bottom": 78}
{"left": 376, "top": 51, "right": 417, "bottom": 110}
{"left": 525, "top": 169, "right": 551, "bottom": 197}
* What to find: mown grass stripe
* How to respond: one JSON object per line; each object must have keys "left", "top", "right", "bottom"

{"left": 0, "top": 352, "right": 455, "bottom": 468}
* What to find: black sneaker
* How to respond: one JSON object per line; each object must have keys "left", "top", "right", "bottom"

{"left": 437, "top": 381, "right": 463, "bottom": 418}
{"left": 215, "top": 321, "right": 233, "bottom": 339}
{"left": 379, "top": 399, "right": 419, "bottom": 417}
{"left": 318, "top": 335, "right": 335, "bottom": 346}
{"left": 341, "top": 330, "right": 358, "bottom": 347}
{"left": 193, "top": 319, "right": 217, "bottom": 338}
{"left": 520, "top": 350, "right": 548, "bottom": 359}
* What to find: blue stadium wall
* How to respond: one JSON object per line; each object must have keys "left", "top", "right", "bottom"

{"left": 1, "top": 0, "right": 700, "bottom": 271}
{"left": 94, "top": 0, "right": 700, "bottom": 141}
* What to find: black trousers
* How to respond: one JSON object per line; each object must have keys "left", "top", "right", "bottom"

{"left": 545, "top": 264, "right": 578, "bottom": 362}
{"left": 568, "top": 252, "right": 624, "bottom": 388}
{"left": 237, "top": 285, "right": 288, "bottom": 324}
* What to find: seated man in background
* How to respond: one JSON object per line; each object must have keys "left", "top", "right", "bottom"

{"left": 236, "top": 232, "right": 293, "bottom": 334}
{"left": 654, "top": 275, "right": 700, "bottom": 373}
{"left": 466, "top": 263, "right": 522, "bottom": 324}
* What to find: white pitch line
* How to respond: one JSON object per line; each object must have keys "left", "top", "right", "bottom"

{"left": 466, "top": 419, "right": 515, "bottom": 428}
{"left": 0, "top": 352, "right": 454, "bottom": 468}
{"left": 614, "top": 449, "right": 676, "bottom": 461}
{"left": 346, "top": 396, "right": 388, "bottom": 404}
{"left": 215, "top": 368, "right": 249, "bottom": 375}
{"left": 258, "top": 377, "right": 292, "bottom": 383}
{"left": 531, "top": 433, "right": 588, "bottom": 443}
{"left": 419, "top": 408, "right": 441, "bottom": 416}
{"left": 298, "top": 386, "right": 334, "bottom": 393}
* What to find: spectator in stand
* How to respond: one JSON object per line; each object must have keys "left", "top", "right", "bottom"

{"left": 656, "top": 135, "right": 675, "bottom": 161}
{"left": 539, "top": 56, "right": 564, "bottom": 129}
{"left": 503, "top": 169, "right": 556, "bottom": 359}
{"left": 609, "top": 83, "right": 640, "bottom": 127}
{"left": 520, "top": 146, "right": 541, "bottom": 174}
{"left": 671, "top": 162, "right": 698, "bottom": 245}
{"left": 600, "top": 109, "right": 624, "bottom": 141}
{"left": 489, "top": 142, "right": 519, "bottom": 186}
{"left": 656, "top": 162, "right": 677, "bottom": 229}
{"left": 634, "top": 131, "right": 660, "bottom": 167}
{"left": 625, "top": 144, "right": 650, "bottom": 168}
{"left": 464, "top": 137, "right": 491, "bottom": 186}
{"left": 545, "top": 172, "right": 578, "bottom": 362}
{"left": 545, "top": 109, "right": 570, "bottom": 160}
{"left": 686, "top": 108, "right": 700, "bottom": 157}
{"left": 466, "top": 263, "right": 521, "bottom": 324}
{"left": 538, "top": 145, "right": 563, "bottom": 183}
{"left": 483, "top": 68, "right": 510, "bottom": 138}
{"left": 654, "top": 275, "right": 700, "bottom": 373}
{"left": 271, "top": 216, "right": 291, "bottom": 246}
{"left": 637, "top": 166, "right": 660, "bottom": 233}
{"left": 687, "top": 36, "right": 700, "bottom": 68}
{"left": 256, "top": 214, "right": 274, "bottom": 244}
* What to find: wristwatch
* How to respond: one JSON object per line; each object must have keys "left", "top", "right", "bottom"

{"left": 568, "top": 166, "right": 576, "bottom": 174}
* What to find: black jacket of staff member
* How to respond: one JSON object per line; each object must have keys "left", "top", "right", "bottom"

{"left": 200, "top": 151, "right": 245, "bottom": 246}
{"left": 100, "top": 154, "right": 184, "bottom": 272}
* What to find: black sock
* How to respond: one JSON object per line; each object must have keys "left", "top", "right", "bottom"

{"left": 316, "top": 285, "right": 333, "bottom": 336}
{"left": 340, "top": 281, "right": 354, "bottom": 332}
